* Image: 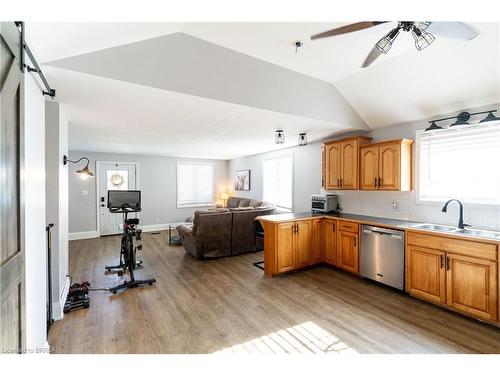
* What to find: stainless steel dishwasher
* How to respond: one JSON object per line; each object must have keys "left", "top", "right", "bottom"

{"left": 360, "top": 225, "right": 405, "bottom": 290}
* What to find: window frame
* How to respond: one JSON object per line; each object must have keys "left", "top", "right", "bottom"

{"left": 176, "top": 161, "right": 215, "bottom": 209}
{"left": 415, "top": 124, "right": 500, "bottom": 208}
{"left": 262, "top": 154, "right": 294, "bottom": 212}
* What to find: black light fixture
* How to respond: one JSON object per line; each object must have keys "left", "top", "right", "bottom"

{"left": 63, "top": 155, "right": 94, "bottom": 179}
{"left": 275, "top": 130, "right": 285, "bottom": 144}
{"left": 479, "top": 110, "right": 500, "bottom": 123}
{"left": 376, "top": 27, "right": 401, "bottom": 54}
{"left": 450, "top": 111, "right": 471, "bottom": 127}
{"left": 424, "top": 121, "right": 443, "bottom": 132}
{"left": 298, "top": 133, "right": 308, "bottom": 146}
{"left": 411, "top": 24, "right": 435, "bottom": 51}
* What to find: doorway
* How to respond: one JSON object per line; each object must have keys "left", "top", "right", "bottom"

{"left": 97, "top": 162, "right": 137, "bottom": 236}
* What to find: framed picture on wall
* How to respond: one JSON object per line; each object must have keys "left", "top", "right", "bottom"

{"left": 234, "top": 169, "right": 251, "bottom": 191}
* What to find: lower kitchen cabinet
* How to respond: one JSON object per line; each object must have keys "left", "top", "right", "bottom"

{"left": 295, "top": 220, "right": 312, "bottom": 268}
{"left": 337, "top": 230, "right": 359, "bottom": 274}
{"left": 312, "top": 219, "right": 323, "bottom": 264}
{"left": 277, "top": 222, "right": 295, "bottom": 273}
{"left": 446, "top": 253, "right": 497, "bottom": 321}
{"left": 407, "top": 246, "right": 446, "bottom": 304}
{"left": 276, "top": 220, "right": 312, "bottom": 273}
{"left": 322, "top": 219, "right": 337, "bottom": 266}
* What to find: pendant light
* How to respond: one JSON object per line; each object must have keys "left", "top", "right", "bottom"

{"left": 275, "top": 130, "right": 285, "bottom": 144}
{"left": 298, "top": 133, "right": 308, "bottom": 146}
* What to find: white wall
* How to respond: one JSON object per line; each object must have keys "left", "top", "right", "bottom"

{"left": 24, "top": 71, "right": 48, "bottom": 350}
{"left": 229, "top": 104, "right": 500, "bottom": 231}
{"left": 45, "top": 101, "right": 69, "bottom": 320}
{"left": 68, "top": 151, "right": 229, "bottom": 237}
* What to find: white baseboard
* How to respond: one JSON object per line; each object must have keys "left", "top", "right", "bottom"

{"left": 140, "top": 223, "right": 170, "bottom": 232}
{"left": 52, "top": 276, "right": 70, "bottom": 321}
{"left": 69, "top": 230, "right": 99, "bottom": 241}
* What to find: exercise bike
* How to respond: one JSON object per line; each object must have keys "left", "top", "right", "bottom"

{"left": 105, "top": 190, "right": 156, "bottom": 294}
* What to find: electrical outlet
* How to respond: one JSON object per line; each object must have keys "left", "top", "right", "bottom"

{"left": 392, "top": 200, "right": 398, "bottom": 209}
{"left": 81, "top": 190, "right": 88, "bottom": 196}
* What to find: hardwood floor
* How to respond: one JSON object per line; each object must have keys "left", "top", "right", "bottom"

{"left": 48, "top": 231, "right": 500, "bottom": 354}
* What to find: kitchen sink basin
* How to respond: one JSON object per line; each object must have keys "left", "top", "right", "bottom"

{"left": 411, "top": 224, "right": 459, "bottom": 232}
{"left": 455, "top": 229, "right": 500, "bottom": 239}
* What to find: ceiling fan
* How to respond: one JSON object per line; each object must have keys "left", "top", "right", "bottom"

{"left": 310, "top": 21, "right": 478, "bottom": 68}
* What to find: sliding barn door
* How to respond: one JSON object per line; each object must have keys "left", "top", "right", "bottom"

{"left": 0, "top": 22, "right": 25, "bottom": 354}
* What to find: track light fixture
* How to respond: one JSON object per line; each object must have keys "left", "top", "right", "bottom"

{"left": 298, "top": 133, "right": 308, "bottom": 146}
{"left": 424, "top": 109, "right": 499, "bottom": 132}
{"left": 275, "top": 130, "right": 285, "bottom": 144}
{"left": 63, "top": 155, "right": 94, "bottom": 179}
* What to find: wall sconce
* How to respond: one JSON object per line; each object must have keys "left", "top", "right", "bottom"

{"left": 275, "top": 130, "right": 285, "bottom": 144}
{"left": 298, "top": 133, "right": 308, "bottom": 146}
{"left": 424, "top": 109, "right": 499, "bottom": 132}
{"left": 63, "top": 155, "right": 94, "bottom": 179}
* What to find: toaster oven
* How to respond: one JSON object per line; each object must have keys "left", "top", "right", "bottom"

{"left": 311, "top": 194, "right": 338, "bottom": 213}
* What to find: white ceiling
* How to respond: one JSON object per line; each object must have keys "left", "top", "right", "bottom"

{"left": 28, "top": 22, "right": 500, "bottom": 158}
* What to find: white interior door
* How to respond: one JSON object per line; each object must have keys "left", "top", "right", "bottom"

{"left": 98, "top": 162, "right": 137, "bottom": 236}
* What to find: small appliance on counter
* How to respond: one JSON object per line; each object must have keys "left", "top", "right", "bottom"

{"left": 311, "top": 194, "right": 338, "bottom": 213}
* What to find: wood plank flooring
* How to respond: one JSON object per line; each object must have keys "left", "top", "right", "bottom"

{"left": 48, "top": 231, "right": 500, "bottom": 354}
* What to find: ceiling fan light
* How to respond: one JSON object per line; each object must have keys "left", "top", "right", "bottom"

{"left": 275, "top": 130, "right": 285, "bottom": 144}
{"left": 412, "top": 26, "right": 435, "bottom": 51}
{"left": 376, "top": 27, "right": 400, "bottom": 54}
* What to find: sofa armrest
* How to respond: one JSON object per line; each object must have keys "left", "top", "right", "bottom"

{"left": 176, "top": 224, "right": 203, "bottom": 259}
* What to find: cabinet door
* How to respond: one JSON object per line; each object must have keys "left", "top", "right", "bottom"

{"left": 325, "top": 143, "right": 341, "bottom": 189}
{"left": 446, "top": 254, "right": 498, "bottom": 321}
{"left": 277, "top": 222, "right": 295, "bottom": 273}
{"left": 407, "top": 246, "right": 446, "bottom": 304}
{"left": 379, "top": 143, "right": 400, "bottom": 190}
{"left": 340, "top": 139, "right": 358, "bottom": 189}
{"left": 337, "top": 231, "right": 359, "bottom": 273}
{"left": 322, "top": 219, "right": 337, "bottom": 265}
{"left": 360, "top": 145, "right": 379, "bottom": 190}
{"left": 295, "top": 220, "right": 312, "bottom": 268}
{"left": 312, "top": 219, "right": 323, "bottom": 264}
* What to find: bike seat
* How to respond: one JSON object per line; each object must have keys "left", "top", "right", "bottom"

{"left": 125, "top": 218, "right": 140, "bottom": 225}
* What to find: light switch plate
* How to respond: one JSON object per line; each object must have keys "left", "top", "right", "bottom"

{"left": 82, "top": 190, "right": 88, "bottom": 196}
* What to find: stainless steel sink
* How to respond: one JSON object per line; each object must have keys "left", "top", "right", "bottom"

{"left": 411, "top": 223, "right": 460, "bottom": 232}
{"left": 455, "top": 229, "right": 500, "bottom": 239}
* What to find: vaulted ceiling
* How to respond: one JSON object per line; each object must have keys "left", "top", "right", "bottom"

{"left": 28, "top": 22, "right": 499, "bottom": 159}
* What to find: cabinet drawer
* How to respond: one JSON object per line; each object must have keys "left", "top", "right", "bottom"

{"left": 338, "top": 221, "right": 359, "bottom": 234}
{"left": 407, "top": 231, "right": 497, "bottom": 261}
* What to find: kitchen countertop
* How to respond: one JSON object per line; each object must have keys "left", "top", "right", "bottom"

{"left": 257, "top": 211, "right": 500, "bottom": 244}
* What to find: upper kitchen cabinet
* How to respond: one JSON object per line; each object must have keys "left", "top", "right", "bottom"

{"left": 322, "top": 136, "right": 372, "bottom": 190}
{"left": 360, "top": 139, "right": 413, "bottom": 191}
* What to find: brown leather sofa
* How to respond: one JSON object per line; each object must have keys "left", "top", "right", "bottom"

{"left": 176, "top": 197, "right": 275, "bottom": 259}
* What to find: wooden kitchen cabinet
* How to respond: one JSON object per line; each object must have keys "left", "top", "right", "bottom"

{"left": 360, "top": 139, "right": 413, "bottom": 191}
{"left": 276, "top": 220, "right": 312, "bottom": 273}
{"left": 446, "top": 253, "right": 497, "bottom": 321}
{"left": 337, "top": 222, "right": 359, "bottom": 274}
{"left": 277, "top": 222, "right": 296, "bottom": 273}
{"left": 407, "top": 245, "right": 446, "bottom": 304}
{"left": 322, "top": 219, "right": 337, "bottom": 266}
{"left": 295, "top": 220, "right": 313, "bottom": 268}
{"left": 312, "top": 219, "right": 323, "bottom": 264}
{"left": 323, "top": 136, "right": 371, "bottom": 190}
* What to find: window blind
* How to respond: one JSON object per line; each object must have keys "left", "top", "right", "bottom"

{"left": 418, "top": 122, "right": 500, "bottom": 205}
{"left": 263, "top": 156, "right": 293, "bottom": 211}
{"left": 177, "top": 162, "right": 214, "bottom": 207}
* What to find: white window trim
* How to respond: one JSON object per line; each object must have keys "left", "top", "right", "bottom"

{"left": 176, "top": 161, "right": 215, "bottom": 209}
{"left": 262, "top": 154, "right": 294, "bottom": 212}
{"left": 414, "top": 127, "right": 500, "bottom": 208}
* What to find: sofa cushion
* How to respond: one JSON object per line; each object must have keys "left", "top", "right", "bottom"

{"left": 238, "top": 198, "right": 251, "bottom": 207}
{"left": 231, "top": 206, "right": 254, "bottom": 211}
{"left": 248, "top": 199, "right": 263, "bottom": 208}
{"left": 226, "top": 197, "right": 240, "bottom": 208}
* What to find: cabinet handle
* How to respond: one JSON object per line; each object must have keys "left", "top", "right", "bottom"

{"left": 337, "top": 178, "right": 340, "bottom": 188}
{"left": 378, "top": 177, "right": 382, "bottom": 189}
{"left": 446, "top": 256, "right": 451, "bottom": 271}
{"left": 353, "top": 236, "right": 357, "bottom": 247}
{"left": 440, "top": 255, "right": 444, "bottom": 269}
{"left": 374, "top": 177, "right": 378, "bottom": 188}
{"left": 332, "top": 223, "right": 336, "bottom": 231}
{"left": 340, "top": 178, "right": 343, "bottom": 188}
{"left": 293, "top": 224, "right": 297, "bottom": 234}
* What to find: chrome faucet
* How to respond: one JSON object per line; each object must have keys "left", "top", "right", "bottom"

{"left": 441, "top": 199, "right": 470, "bottom": 230}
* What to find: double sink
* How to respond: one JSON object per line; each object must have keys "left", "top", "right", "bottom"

{"left": 410, "top": 223, "right": 500, "bottom": 239}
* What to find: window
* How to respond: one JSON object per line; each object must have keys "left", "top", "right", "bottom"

{"left": 263, "top": 155, "right": 293, "bottom": 211}
{"left": 177, "top": 162, "right": 214, "bottom": 208}
{"left": 417, "top": 122, "right": 500, "bottom": 205}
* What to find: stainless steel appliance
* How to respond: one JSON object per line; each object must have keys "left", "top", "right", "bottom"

{"left": 360, "top": 225, "right": 405, "bottom": 290}
{"left": 311, "top": 194, "right": 338, "bottom": 213}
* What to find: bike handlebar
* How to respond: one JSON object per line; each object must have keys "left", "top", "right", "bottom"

{"left": 108, "top": 203, "right": 141, "bottom": 213}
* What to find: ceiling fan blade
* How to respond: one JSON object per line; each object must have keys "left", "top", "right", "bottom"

{"left": 311, "top": 21, "right": 389, "bottom": 40}
{"left": 425, "top": 22, "right": 478, "bottom": 40}
{"left": 361, "top": 46, "right": 383, "bottom": 68}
